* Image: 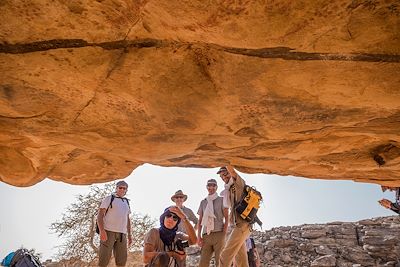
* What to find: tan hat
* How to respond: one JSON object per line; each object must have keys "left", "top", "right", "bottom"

{"left": 171, "top": 190, "right": 188, "bottom": 202}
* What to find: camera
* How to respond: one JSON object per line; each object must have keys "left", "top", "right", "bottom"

{"left": 175, "top": 239, "right": 189, "bottom": 251}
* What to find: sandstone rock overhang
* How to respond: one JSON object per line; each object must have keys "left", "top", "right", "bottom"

{"left": 0, "top": 0, "right": 399, "bottom": 186}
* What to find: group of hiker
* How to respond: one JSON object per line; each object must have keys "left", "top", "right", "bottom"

{"left": 2, "top": 166, "right": 399, "bottom": 267}
{"left": 96, "top": 165, "right": 261, "bottom": 267}
{"left": 96, "top": 165, "right": 400, "bottom": 267}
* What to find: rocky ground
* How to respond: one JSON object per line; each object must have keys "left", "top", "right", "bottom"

{"left": 186, "top": 216, "right": 400, "bottom": 267}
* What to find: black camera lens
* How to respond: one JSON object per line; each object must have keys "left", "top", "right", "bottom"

{"left": 175, "top": 239, "right": 189, "bottom": 251}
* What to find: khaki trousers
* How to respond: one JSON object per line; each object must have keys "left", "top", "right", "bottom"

{"left": 199, "top": 231, "right": 225, "bottom": 267}
{"left": 98, "top": 231, "right": 127, "bottom": 267}
{"left": 218, "top": 223, "right": 250, "bottom": 267}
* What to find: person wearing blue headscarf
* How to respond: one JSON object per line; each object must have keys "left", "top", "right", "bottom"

{"left": 143, "top": 206, "right": 197, "bottom": 267}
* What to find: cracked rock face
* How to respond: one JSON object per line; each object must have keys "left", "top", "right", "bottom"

{"left": 0, "top": 0, "right": 400, "bottom": 186}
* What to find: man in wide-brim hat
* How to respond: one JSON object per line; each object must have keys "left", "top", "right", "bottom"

{"left": 170, "top": 190, "right": 198, "bottom": 234}
{"left": 171, "top": 190, "right": 188, "bottom": 202}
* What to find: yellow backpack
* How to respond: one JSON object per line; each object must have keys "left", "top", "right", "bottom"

{"left": 235, "top": 185, "right": 263, "bottom": 226}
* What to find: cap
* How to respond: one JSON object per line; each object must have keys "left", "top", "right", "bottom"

{"left": 116, "top": 181, "right": 128, "bottom": 188}
{"left": 207, "top": 179, "right": 218, "bottom": 186}
{"left": 217, "top": 166, "right": 227, "bottom": 174}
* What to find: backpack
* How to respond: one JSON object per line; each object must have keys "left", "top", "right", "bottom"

{"left": 9, "top": 249, "right": 42, "bottom": 267}
{"left": 95, "top": 195, "right": 130, "bottom": 234}
{"left": 234, "top": 185, "right": 263, "bottom": 227}
{"left": 1, "top": 252, "right": 15, "bottom": 266}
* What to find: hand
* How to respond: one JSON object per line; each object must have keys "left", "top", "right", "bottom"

{"left": 378, "top": 199, "right": 392, "bottom": 209}
{"left": 197, "top": 237, "right": 203, "bottom": 247}
{"left": 169, "top": 206, "right": 186, "bottom": 220}
{"left": 172, "top": 251, "right": 186, "bottom": 261}
{"left": 225, "top": 165, "right": 237, "bottom": 179}
{"left": 100, "top": 230, "right": 108, "bottom": 242}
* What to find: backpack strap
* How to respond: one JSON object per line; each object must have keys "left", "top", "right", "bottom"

{"left": 231, "top": 184, "right": 237, "bottom": 225}
{"left": 104, "top": 195, "right": 115, "bottom": 215}
{"left": 125, "top": 198, "right": 131, "bottom": 210}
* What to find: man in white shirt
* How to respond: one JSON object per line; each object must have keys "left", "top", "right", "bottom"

{"left": 97, "top": 181, "right": 132, "bottom": 267}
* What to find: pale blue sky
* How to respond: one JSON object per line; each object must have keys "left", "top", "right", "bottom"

{"left": 0, "top": 164, "right": 395, "bottom": 260}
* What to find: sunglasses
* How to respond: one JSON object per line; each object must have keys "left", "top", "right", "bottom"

{"left": 165, "top": 213, "right": 179, "bottom": 221}
{"left": 175, "top": 196, "right": 184, "bottom": 199}
{"left": 118, "top": 187, "right": 127, "bottom": 190}
{"left": 207, "top": 184, "right": 217, "bottom": 187}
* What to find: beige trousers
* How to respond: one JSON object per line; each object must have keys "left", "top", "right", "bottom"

{"left": 98, "top": 231, "right": 127, "bottom": 267}
{"left": 218, "top": 223, "right": 250, "bottom": 267}
{"left": 198, "top": 231, "right": 225, "bottom": 267}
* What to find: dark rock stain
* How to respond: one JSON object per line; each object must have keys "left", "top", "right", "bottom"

{"left": 1, "top": 84, "right": 14, "bottom": 100}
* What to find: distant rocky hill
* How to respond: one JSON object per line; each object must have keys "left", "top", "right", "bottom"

{"left": 44, "top": 216, "right": 399, "bottom": 267}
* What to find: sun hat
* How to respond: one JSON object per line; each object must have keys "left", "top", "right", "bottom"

{"left": 171, "top": 190, "right": 188, "bottom": 202}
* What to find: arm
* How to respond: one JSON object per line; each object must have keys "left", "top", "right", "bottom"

{"left": 226, "top": 165, "right": 245, "bottom": 187}
{"left": 378, "top": 199, "right": 400, "bottom": 214}
{"left": 225, "top": 165, "right": 238, "bottom": 181}
{"left": 254, "top": 248, "right": 261, "bottom": 267}
{"left": 181, "top": 217, "right": 197, "bottom": 245}
{"left": 170, "top": 206, "right": 197, "bottom": 245}
{"left": 223, "top": 207, "right": 229, "bottom": 233}
{"left": 97, "top": 208, "right": 107, "bottom": 242}
{"left": 189, "top": 209, "right": 199, "bottom": 231}
{"left": 390, "top": 203, "right": 400, "bottom": 214}
{"left": 143, "top": 243, "right": 185, "bottom": 263}
{"left": 143, "top": 243, "right": 158, "bottom": 264}
{"left": 127, "top": 214, "right": 132, "bottom": 246}
{"left": 197, "top": 213, "right": 203, "bottom": 246}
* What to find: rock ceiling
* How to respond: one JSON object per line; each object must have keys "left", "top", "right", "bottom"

{"left": 0, "top": 0, "right": 399, "bottom": 186}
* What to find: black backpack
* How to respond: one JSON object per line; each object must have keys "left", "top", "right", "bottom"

{"left": 10, "top": 249, "right": 42, "bottom": 267}
{"left": 95, "top": 195, "right": 130, "bottom": 234}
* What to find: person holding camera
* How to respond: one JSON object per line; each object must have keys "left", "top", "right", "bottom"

{"left": 197, "top": 179, "right": 228, "bottom": 267}
{"left": 143, "top": 206, "right": 197, "bottom": 267}
{"left": 218, "top": 165, "right": 251, "bottom": 267}
{"left": 379, "top": 186, "right": 400, "bottom": 214}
